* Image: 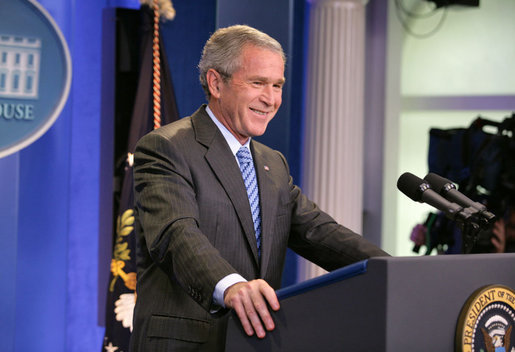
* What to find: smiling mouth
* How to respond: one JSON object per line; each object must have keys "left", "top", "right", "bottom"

{"left": 250, "top": 108, "right": 268, "bottom": 116}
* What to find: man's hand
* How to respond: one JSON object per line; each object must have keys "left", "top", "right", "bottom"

{"left": 224, "top": 279, "right": 280, "bottom": 338}
{"left": 491, "top": 218, "right": 506, "bottom": 253}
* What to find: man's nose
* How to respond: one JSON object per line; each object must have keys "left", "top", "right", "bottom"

{"left": 260, "top": 85, "right": 275, "bottom": 106}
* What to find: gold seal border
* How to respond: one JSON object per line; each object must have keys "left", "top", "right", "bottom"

{"left": 455, "top": 284, "right": 515, "bottom": 352}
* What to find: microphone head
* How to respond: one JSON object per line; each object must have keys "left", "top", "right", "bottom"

{"left": 424, "top": 172, "right": 456, "bottom": 194}
{"left": 397, "top": 172, "right": 430, "bottom": 202}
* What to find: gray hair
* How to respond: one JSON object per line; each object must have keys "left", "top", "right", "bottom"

{"left": 198, "top": 25, "right": 286, "bottom": 100}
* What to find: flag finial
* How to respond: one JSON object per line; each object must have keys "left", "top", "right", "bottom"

{"left": 140, "top": 0, "right": 176, "bottom": 21}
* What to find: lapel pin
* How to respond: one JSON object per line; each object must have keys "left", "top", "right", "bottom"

{"left": 264, "top": 165, "right": 270, "bottom": 171}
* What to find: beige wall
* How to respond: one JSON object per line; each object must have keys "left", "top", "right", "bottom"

{"left": 383, "top": 0, "right": 515, "bottom": 256}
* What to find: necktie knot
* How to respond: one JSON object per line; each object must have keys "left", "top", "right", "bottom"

{"left": 236, "top": 147, "right": 252, "bottom": 165}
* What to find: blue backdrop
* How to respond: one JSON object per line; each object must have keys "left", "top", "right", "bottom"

{"left": 0, "top": 0, "right": 306, "bottom": 350}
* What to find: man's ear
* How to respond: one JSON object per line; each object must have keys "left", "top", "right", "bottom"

{"left": 206, "top": 69, "right": 223, "bottom": 99}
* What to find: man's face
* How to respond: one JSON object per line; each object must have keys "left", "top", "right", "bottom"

{"left": 210, "top": 45, "right": 285, "bottom": 144}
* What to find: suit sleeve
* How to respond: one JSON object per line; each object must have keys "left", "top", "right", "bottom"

{"left": 133, "top": 131, "right": 237, "bottom": 312}
{"left": 277, "top": 152, "right": 390, "bottom": 270}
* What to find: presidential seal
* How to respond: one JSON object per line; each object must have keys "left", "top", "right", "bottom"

{"left": 456, "top": 285, "right": 515, "bottom": 352}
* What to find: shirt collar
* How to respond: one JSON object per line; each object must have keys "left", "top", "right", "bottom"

{"left": 206, "top": 105, "right": 251, "bottom": 158}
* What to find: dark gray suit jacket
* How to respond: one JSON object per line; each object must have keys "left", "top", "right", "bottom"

{"left": 129, "top": 105, "right": 388, "bottom": 351}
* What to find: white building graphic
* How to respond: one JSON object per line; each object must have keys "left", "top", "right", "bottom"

{"left": 0, "top": 34, "right": 41, "bottom": 99}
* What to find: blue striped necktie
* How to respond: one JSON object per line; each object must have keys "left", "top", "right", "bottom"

{"left": 236, "top": 146, "right": 262, "bottom": 257}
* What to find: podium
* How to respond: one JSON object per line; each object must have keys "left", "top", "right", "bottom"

{"left": 225, "top": 253, "right": 515, "bottom": 351}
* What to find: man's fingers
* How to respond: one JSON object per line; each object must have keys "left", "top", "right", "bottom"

{"left": 224, "top": 280, "right": 280, "bottom": 338}
{"left": 225, "top": 282, "right": 266, "bottom": 337}
{"left": 493, "top": 219, "right": 504, "bottom": 232}
{"left": 491, "top": 219, "right": 506, "bottom": 253}
{"left": 248, "top": 284, "right": 274, "bottom": 334}
{"left": 231, "top": 293, "right": 256, "bottom": 336}
{"left": 259, "top": 280, "right": 280, "bottom": 311}
{"left": 250, "top": 281, "right": 279, "bottom": 332}
{"left": 244, "top": 295, "right": 267, "bottom": 338}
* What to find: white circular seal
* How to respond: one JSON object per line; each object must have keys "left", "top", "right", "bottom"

{"left": 0, "top": 0, "right": 71, "bottom": 158}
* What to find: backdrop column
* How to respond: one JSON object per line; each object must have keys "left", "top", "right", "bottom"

{"left": 300, "top": 0, "right": 368, "bottom": 280}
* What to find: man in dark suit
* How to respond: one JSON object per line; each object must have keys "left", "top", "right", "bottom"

{"left": 130, "top": 24, "right": 389, "bottom": 351}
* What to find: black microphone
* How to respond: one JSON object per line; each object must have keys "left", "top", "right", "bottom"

{"left": 423, "top": 172, "right": 496, "bottom": 224}
{"left": 397, "top": 172, "right": 473, "bottom": 222}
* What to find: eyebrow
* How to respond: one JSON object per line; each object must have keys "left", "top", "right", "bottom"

{"left": 248, "top": 76, "right": 286, "bottom": 85}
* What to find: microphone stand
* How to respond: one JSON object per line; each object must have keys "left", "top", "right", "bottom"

{"left": 457, "top": 206, "right": 496, "bottom": 254}
{"left": 461, "top": 221, "right": 481, "bottom": 254}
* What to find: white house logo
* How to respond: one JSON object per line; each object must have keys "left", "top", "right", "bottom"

{"left": 0, "top": 0, "right": 71, "bottom": 158}
{"left": 456, "top": 285, "right": 515, "bottom": 352}
{"left": 0, "top": 35, "right": 41, "bottom": 100}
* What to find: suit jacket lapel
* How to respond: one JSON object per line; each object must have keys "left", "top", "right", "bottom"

{"left": 192, "top": 107, "right": 260, "bottom": 264}
{"left": 251, "top": 142, "right": 278, "bottom": 278}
